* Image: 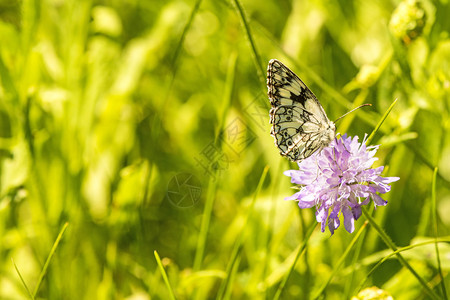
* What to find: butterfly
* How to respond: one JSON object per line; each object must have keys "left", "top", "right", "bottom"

{"left": 267, "top": 59, "right": 336, "bottom": 162}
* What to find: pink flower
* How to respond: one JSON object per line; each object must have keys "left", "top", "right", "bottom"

{"left": 284, "top": 135, "right": 399, "bottom": 235}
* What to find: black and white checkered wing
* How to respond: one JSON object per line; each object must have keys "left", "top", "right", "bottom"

{"left": 267, "top": 59, "right": 336, "bottom": 162}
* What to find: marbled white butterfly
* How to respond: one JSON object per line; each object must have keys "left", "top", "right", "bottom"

{"left": 267, "top": 59, "right": 336, "bottom": 162}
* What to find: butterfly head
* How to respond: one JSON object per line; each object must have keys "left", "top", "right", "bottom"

{"left": 321, "top": 121, "right": 336, "bottom": 148}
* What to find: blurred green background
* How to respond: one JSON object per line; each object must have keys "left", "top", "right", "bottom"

{"left": 0, "top": 0, "right": 449, "bottom": 299}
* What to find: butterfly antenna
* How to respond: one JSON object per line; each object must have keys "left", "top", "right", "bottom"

{"left": 334, "top": 104, "right": 372, "bottom": 123}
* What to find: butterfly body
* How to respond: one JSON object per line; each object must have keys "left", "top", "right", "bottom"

{"left": 267, "top": 59, "right": 335, "bottom": 162}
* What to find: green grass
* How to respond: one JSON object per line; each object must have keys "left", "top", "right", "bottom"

{"left": 0, "top": 0, "right": 450, "bottom": 299}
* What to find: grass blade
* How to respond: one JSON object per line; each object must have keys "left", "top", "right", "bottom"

{"left": 231, "top": 0, "right": 265, "bottom": 89}
{"left": 262, "top": 160, "right": 284, "bottom": 281}
{"left": 273, "top": 222, "right": 317, "bottom": 300}
{"left": 217, "top": 166, "right": 269, "bottom": 300}
{"left": 0, "top": 54, "right": 18, "bottom": 101}
{"left": 366, "top": 98, "right": 398, "bottom": 145}
{"left": 154, "top": 250, "right": 177, "bottom": 300}
{"left": 12, "top": 258, "right": 34, "bottom": 300}
{"left": 215, "top": 51, "right": 238, "bottom": 142}
{"left": 356, "top": 238, "right": 450, "bottom": 293}
{"left": 431, "top": 167, "right": 447, "bottom": 299}
{"left": 33, "top": 222, "right": 69, "bottom": 297}
{"left": 313, "top": 221, "right": 368, "bottom": 299}
{"left": 171, "top": 0, "right": 203, "bottom": 68}
{"left": 344, "top": 226, "right": 369, "bottom": 299}
{"left": 193, "top": 176, "right": 217, "bottom": 271}
{"left": 361, "top": 207, "right": 441, "bottom": 299}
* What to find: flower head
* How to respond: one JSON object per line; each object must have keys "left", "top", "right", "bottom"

{"left": 351, "top": 286, "right": 393, "bottom": 300}
{"left": 389, "top": 0, "right": 427, "bottom": 45}
{"left": 284, "top": 134, "right": 399, "bottom": 235}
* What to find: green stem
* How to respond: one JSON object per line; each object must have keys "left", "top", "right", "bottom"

{"left": 33, "top": 222, "right": 69, "bottom": 297}
{"left": 273, "top": 222, "right": 317, "bottom": 300}
{"left": 154, "top": 250, "right": 177, "bottom": 300}
{"left": 231, "top": 0, "right": 265, "bottom": 89}
{"left": 193, "top": 176, "right": 217, "bottom": 271}
{"left": 313, "top": 221, "right": 368, "bottom": 299}
{"left": 171, "top": 0, "right": 203, "bottom": 67}
{"left": 432, "top": 167, "right": 448, "bottom": 299}
{"left": 357, "top": 238, "right": 450, "bottom": 292}
{"left": 361, "top": 207, "right": 441, "bottom": 300}
{"left": 366, "top": 98, "right": 398, "bottom": 145}
{"left": 217, "top": 166, "right": 269, "bottom": 300}
{"left": 12, "top": 258, "right": 34, "bottom": 300}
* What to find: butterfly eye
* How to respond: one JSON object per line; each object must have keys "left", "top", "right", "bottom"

{"left": 286, "top": 108, "right": 292, "bottom": 114}
{"left": 283, "top": 132, "right": 289, "bottom": 137}
{"left": 287, "top": 140, "right": 293, "bottom": 146}
{"left": 285, "top": 116, "right": 291, "bottom": 121}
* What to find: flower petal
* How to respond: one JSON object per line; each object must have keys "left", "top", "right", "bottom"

{"left": 372, "top": 193, "right": 388, "bottom": 207}
{"left": 342, "top": 205, "right": 355, "bottom": 233}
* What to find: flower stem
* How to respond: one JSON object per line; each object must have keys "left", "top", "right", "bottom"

{"left": 273, "top": 222, "right": 317, "bottom": 300}
{"left": 431, "top": 167, "right": 448, "bottom": 299}
{"left": 154, "top": 250, "right": 177, "bottom": 300}
{"left": 33, "top": 222, "right": 69, "bottom": 298}
{"left": 366, "top": 98, "right": 398, "bottom": 145}
{"left": 313, "top": 221, "right": 368, "bottom": 299}
{"left": 361, "top": 207, "right": 441, "bottom": 300}
{"left": 231, "top": 0, "right": 265, "bottom": 89}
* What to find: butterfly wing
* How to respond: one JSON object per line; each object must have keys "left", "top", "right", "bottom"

{"left": 267, "top": 59, "right": 335, "bottom": 162}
